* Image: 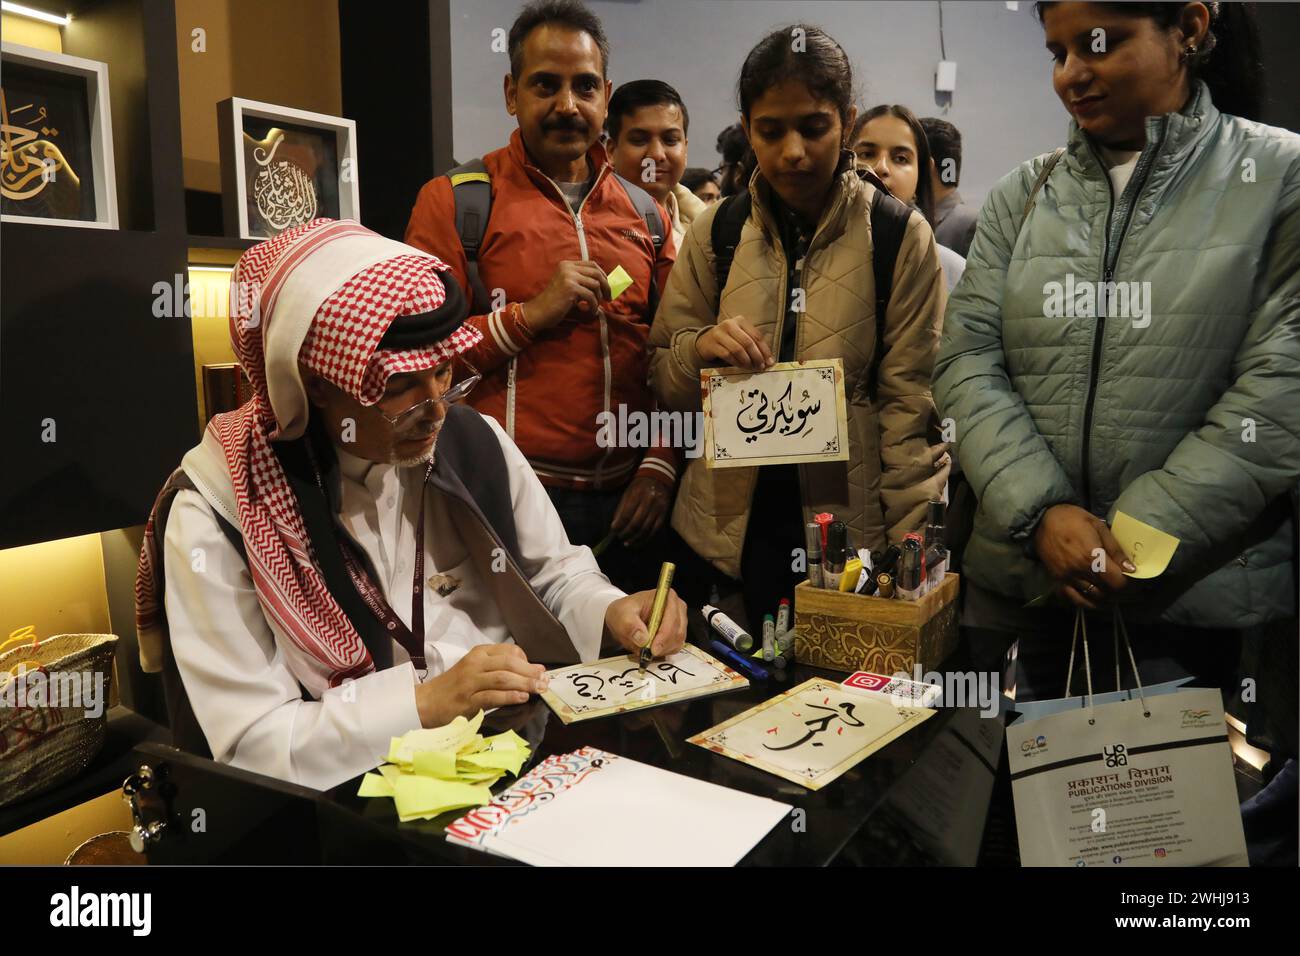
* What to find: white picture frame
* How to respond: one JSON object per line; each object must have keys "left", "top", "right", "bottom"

{"left": 218, "top": 96, "right": 359, "bottom": 240}
{"left": 1, "top": 41, "right": 118, "bottom": 230}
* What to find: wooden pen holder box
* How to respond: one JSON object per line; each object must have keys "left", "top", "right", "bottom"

{"left": 793, "top": 574, "right": 959, "bottom": 675}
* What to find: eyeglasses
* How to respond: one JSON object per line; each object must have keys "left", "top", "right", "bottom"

{"left": 378, "top": 360, "right": 481, "bottom": 431}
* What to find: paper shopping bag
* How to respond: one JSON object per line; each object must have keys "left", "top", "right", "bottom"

{"left": 1006, "top": 611, "right": 1247, "bottom": 867}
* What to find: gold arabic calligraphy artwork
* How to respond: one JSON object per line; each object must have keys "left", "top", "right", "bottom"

{"left": 701, "top": 358, "right": 850, "bottom": 469}
{"left": 0, "top": 70, "right": 91, "bottom": 221}
{"left": 247, "top": 128, "right": 317, "bottom": 233}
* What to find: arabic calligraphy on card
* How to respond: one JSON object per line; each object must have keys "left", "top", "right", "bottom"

{"left": 701, "top": 358, "right": 850, "bottom": 469}
{"left": 540, "top": 643, "right": 748, "bottom": 724}
{"left": 688, "top": 677, "right": 934, "bottom": 790}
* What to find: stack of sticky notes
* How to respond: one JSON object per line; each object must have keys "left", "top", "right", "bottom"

{"left": 356, "top": 711, "right": 532, "bottom": 822}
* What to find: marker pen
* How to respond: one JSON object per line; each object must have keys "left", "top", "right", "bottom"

{"left": 854, "top": 548, "right": 875, "bottom": 594}
{"left": 762, "top": 614, "right": 776, "bottom": 661}
{"left": 925, "top": 498, "right": 949, "bottom": 589}
{"left": 703, "top": 604, "right": 754, "bottom": 652}
{"left": 876, "top": 572, "right": 895, "bottom": 599}
{"left": 804, "top": 522, "right": 824, "bottom": 589}
{"left": 875, "top": 544, "right": 901, "bottom": 579}
{"left": 839, "top": 557, "right": 863, "bottom": 592}
{"left": 771, "top": 644, "right": 794, "bottom": 670}
{"left": 897, "top": 535, "right": 924, "bottom": 601}
{"left": 710, "top": 639, "right": 769, "bottom": 681}
{"left": 775, "top": 628, "right": 795, "bottom": 655}
{"left": 824, "top": 521, "right": 848, "bottom": 590}
{"left": 814, "top": 512, "right": 834, "bottom": 554}
{"left": 775, "top": 597, "right": 791, "bottom": 636}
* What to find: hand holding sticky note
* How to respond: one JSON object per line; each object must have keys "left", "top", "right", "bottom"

{"left": 1111, "top": 511, "right": 1180, "bottom": 578}
{"left": 607, "top": 265, "right": 634, "bottom": 300}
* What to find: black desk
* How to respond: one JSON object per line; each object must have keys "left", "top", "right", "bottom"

{"left": 130, "top": 640, "right": 1012, "bottom": 866}
{"left": 323, "top": 659, "right": 1007, "bottom": 866}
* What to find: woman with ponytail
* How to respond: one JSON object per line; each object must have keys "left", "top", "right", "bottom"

{"left": 650, "top": 25, "right": 949, "bottom": 631}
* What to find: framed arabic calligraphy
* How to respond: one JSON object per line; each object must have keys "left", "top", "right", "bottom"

{"left": 539, "top": 643, "right": 748, "bottom": 724}
{"left": 1, "top": 43, "right": 118, "bottom": 229}
{"left": 218, "top": 97, "right": 359, "bottom": 240}
{"left": 688, "top": 677, "right": 934, "bottom": 790}
{"left": 700, "top": 358, "right": 850, "bottom": 469}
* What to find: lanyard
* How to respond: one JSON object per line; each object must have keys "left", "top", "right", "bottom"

{"left": 307, "top": 440, "right": 432, "bottom": 671}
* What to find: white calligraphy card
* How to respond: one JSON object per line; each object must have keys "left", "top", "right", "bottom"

{"left": 540, "top": 643, "right": 749, "bottom": 724}
{"left": 689, "top": 677, "right": 934, "bottom": 790}
{"left": 700, "top": 358, "right": 850, "bottom": 469}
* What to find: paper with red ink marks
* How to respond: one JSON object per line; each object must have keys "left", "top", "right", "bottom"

{"left": 688, "top": 677, "right": 934, "bottom": 790}
{"left": 445, "top": 746, "right": 790, "bottom": 866}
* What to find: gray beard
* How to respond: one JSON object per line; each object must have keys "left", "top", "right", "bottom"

{"left": 391, "top": 437, "right": 438, "bottom": 468}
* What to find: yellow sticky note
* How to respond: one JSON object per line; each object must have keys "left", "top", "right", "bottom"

{"left": 457, "top": 733, "right": 485, "bottom": 755}
{"left": 459, "top": 748, "right": 528, "bottom": 775}
{"left": 357, "top": 773, "right": 395, "bottom": 798}
{"left": 378, "top": 765, "right": 403, "bottom": 784}
{"left": 393, "top": 710, "right": 485, "bottom": 762}
{"left": 482, "top": 729, "right": 528, "bottom": 752}
{"left": 1112, "top": 511, "right": 1180, "bottom": 578}
{"left": 412, "top": 749, "right": 458, "bottom": 778}
{"left": 607, "top": 265, "right": 634, "bottom": 300}
{"left": 392, "top": 776, "right": 491, "bottom": 821}
{"left": 453, "top": 767, "right": 507, "bottom": 786}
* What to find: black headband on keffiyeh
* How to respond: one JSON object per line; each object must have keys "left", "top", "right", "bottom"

{"left": 376, "top": 264, "right": 469, "bottom": 351}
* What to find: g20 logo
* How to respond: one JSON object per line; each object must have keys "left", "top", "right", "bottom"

{"left": 1021, "top": 735, "right": 1047, "bottom": 753}
{"left": 1103, "top": 743, "right": 1128, "bottom": 767}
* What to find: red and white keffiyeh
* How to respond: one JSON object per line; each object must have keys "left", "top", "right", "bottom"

{"left": 137, "top": 218, "right": 482, "bottom": 684}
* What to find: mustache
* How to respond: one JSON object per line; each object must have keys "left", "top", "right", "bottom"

{"left": 394, "top": 419, "right": 443, "bottom": 442}
{"left": 543, "top": 116, "right": 588, "bottom": 134}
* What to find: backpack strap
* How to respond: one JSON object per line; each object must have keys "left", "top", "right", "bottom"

{"left": 1020, "top": 147, "right": 1067, "bottom": 226}
{"left": 611, "top": 173, "right": 666, "bottom": 316}
{"left": 448, "top": 158, "right": 493, "bottom": 314}
{"left": 707, "top": 176, "right": 909, "bottom": 402}
{"left": 709, "top": 191, "right": 752, "bottom": 300}
{"left": 865, "top": 177, "right": 913, "bottom": 403}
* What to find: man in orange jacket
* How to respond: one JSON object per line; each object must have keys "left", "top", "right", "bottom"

{"left": 405, "top": 0, "right": 678, "bottom": 593}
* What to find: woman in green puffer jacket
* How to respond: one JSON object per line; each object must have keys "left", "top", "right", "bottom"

{"left": 934, "top": 1, "right": 1299, "bottom": 699}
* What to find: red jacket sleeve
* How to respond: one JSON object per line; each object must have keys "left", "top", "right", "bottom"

{"left": 633, "top": 200, "right": 682, "bottom": 490}
{"left": 404, "top": 177, "right": 536, "bottom": 375}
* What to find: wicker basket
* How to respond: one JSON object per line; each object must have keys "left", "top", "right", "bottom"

{"left": 0, "top": 633, "right": 119, "bottom": 808}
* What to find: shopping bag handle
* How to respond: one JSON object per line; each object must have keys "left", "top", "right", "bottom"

{"left": 1063, "top": 609, "right": 1150, "bottom": 721}
{"left": 1114, "top": 609, "right": 1150, "bottom": 717}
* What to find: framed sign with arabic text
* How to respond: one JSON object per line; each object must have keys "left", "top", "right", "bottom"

{"left": 700, "top": 358, "right": 849, "bottom": 469}
{"left": 1, "top": 42, "right": 117, "bottom": 229}
{"left": 218, "top": 97, "right": 359, "bottom": 240}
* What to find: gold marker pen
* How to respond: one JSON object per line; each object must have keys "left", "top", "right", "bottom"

{"left": 639, "top": 562, "right": 675, "bottom": 673}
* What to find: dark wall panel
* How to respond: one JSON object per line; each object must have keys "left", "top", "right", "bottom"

{"left": 1, "top": 0, "right": 194, "bottom": 549}
{"left": 0, "top": 228, "right": 198, "bottom": 548}
{"left": 339, "top": 0, "right": 450, "bottom": 240}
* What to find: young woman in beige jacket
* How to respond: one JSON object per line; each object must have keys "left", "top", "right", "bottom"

{"left": 649, "top": 25, "right": 950, "bottom": 629}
